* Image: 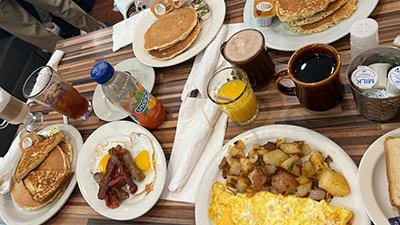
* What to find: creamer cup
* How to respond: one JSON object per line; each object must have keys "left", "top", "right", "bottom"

{"left": 351, "top": 66, "right": 377, "bottom": 89}
{"left": 368, "top": 63, "right": 390, "bottom": 90}
{"left": 387, "top": 66, "right": 400, "bottom": 96}
{"left": 362, "top": 89, "right": 389, "bottom": 98}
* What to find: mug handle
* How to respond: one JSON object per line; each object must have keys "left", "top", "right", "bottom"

{"left": 275, "top": 70, "right": 295, "bottom": 96}
{"left": 0, "top": 120, "right": 9, "bottom": 129}
{"left": 220, "top": 41, "right": 227, "bottom": 58}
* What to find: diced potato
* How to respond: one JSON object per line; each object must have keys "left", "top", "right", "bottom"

{"left": 263, "top": 149, "right": 289, "bottom": 167}
{"left": 248, "top": 169, "right": 268, "bottom": 191}
{"left": 248, "top": 154, "right": 258, "bottom": 164}
{"left": 281, "top": 155, "right": 301, "bottom": 177}
{"left": 229, "top": 159, "right": 242, "bottom": 176}
{"left": 279, "top": 142, "right": 302, "bottom": 154}
{"left": 228, "top": 145, "right": 245, "bottom": 158}
{"left": 318, "top": 169, "right": 350, "bottom": 197}
{"left": 296, "top": 181, "right": 312, "bottom": 197}
{"left": 240, "top": 158, "right": 253, "bottom": 176}
{"left": 234, "top": 140, "right": 245, "bottom": 149}
{"left": 301, "top": 144, "right": 312, "bottom": 155}
{"left": 295, "top": 176, "right": 311, "bottom": 185}
{"left": 302, "top": 161, "right": 316, "bottom": 177}
{"left": 275, "top": 138, "right": 286, "bottom": 146}
{"left": 236, "top": 177, "right": 250, "bottom": 193}
{"left": 309, "top": 150, "right": 329, "bottom": 175}
{"left": 265, "top": 164, "right": 277, "bottom": 176}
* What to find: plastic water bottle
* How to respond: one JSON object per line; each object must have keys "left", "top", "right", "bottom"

{"left": 90, "top": 61, "right": 165, "bottom": 129}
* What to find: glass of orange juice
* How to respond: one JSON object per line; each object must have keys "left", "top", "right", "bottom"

{"left": 207, "top": 67, "right": 259, "bottom": 125}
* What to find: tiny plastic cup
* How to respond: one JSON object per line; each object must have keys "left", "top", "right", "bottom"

{"left": 207, "top": 67, "right": 259, "bottom": 125}
{"left": 23, "top": 66, "right": 92, "bottom": 121}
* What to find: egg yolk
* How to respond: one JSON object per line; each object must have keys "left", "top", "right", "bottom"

{"left": 99, "top": 154, "right": 111, "bottom": 174}
{"left": 135, "top": 151, "right": 151, "bottom": 172}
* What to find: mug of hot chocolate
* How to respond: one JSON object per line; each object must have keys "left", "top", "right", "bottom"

{"left": 275, "top": 43, "right": 344, "bottom": 111}
{"left": 220, "top": 29, "right": 275, "bottom": 90}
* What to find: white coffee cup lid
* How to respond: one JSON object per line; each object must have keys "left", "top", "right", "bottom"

{"left": 350, "top": 18, "right": 379, "bottom": 48}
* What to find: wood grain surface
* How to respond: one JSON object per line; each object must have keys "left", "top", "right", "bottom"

{"left": 1, "top": 0, "right": 400, "bottom": 224}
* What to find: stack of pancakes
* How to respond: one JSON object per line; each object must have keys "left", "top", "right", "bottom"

{"left": 143, "top": 7, "right": 202, "bottom": 61}
{"left": 276, "top": 0, "right": 358, "bottom": 34}
{"left": 12, "top": 131, "right": 74, "bottom": 210}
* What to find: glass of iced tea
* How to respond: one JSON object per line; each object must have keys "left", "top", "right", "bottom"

{"left": 22, "top": 66, "right": 92, "bottom": 121}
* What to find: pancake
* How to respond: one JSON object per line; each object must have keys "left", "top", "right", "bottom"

{"left": 283, "top": 0, "right": 357, "bottom": 34}
{"left": 36, "top": 146, "right": 69, "bottom": 171}
{"left": 148, "top": 19, "right": 202, "bottom": 61}
{"left": 144, "top": 7, "right": 198, "bottom": 51}
{"left": 276, "top": 0, "right": 336, "bottom": 22}
{"left": 11, "top": 181, "right": 62, "bottom": 210}
{"left": 58, "top": 140, "right": 73, "bottom": 167}
{"left": 285, "top": 0, "right": 349, "bottom": 27}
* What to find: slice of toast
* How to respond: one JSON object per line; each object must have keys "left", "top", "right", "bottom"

{"left": 385, "top": 136, "right": 400, "bottom": 210}
{"left": 14, "top": 131, "right": 66, "bottom": 183}
{"left": 23, "top": 170, "right": 74, "bottom": 203}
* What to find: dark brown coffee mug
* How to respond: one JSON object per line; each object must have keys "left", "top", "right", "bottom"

{"left": 275, "top": 43, "right": 344, "bottom": 111}
{"left": 221, "top": 29, "right": 275, "bottom": 90}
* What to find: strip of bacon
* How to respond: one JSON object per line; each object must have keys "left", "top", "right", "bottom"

{"left": 98, "top": 158, "right": 117, "bottom": 200}
{"left": 109, "top": 147, "right": 138, "bottom": 194}
{"left": 105, "top": 189, "right": 119, "bottom": 209}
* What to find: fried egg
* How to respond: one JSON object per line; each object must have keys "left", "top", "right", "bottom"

{"left": 209, "top": 182, "right": 353, "bottom": 225}
{"left": 91, "top": 132, "right": 156, "bottom": 198}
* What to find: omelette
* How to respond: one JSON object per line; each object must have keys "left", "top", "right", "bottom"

{"left": 208, "top": 182, "right": 353, "bottom": 225}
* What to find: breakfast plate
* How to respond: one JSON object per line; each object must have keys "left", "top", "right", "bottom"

{"left": 92, "top": 58, "right": 155, "bottom": 121}
{"left": 0, "top": 124, "right": 83, "bottom": 225}
{"left": 195, "top": 124, "right": 370, "bottom": 224}
{"left": 132, "top": 0, "right": 226, "bottom": 68}
{"left": 243, "top": 0, "right": 379, "bottom": 51}
{"left": 358, "top": 128, "right": 400, "bottom": 225}
{"left": 76, "top": 121, "right": 167, "bottom": 220}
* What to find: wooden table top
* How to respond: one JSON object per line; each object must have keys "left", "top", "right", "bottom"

{"left": 2, "top": 0, "right": 400, "bottom": 224}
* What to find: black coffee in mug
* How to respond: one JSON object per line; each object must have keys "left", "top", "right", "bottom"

{"left": 294, "top": 53, "right": 336, "bottom": 83}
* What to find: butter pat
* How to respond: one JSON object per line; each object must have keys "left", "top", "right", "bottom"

{"left": 368, "top": 63, "right": 390, "bottom": 90}
{"left": 387, "top": 66, "right": 400, "bottom": 96}
{"left": 351, "top": 66, "right": 377, "bottom": 89}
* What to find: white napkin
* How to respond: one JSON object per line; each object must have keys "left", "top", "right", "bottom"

{"left": 161, "top": 23, "right": 245, "bottom": 203}
{"left": 0, "top": 130, "right": 26, "bottom": 177}
{"left": 27, "top": 50, "right": 64, "bottom": 104}
{"left": 112, "top": 9, "right": 150, "bottom": 52}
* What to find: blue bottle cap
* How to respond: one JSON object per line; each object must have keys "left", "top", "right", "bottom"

{"left": 90, "top": 61, "right": 115, "bottom": 84}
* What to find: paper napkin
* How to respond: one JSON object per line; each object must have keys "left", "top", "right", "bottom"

{"left": 161, "top": 23, "right": 246, "bottom": 203}
{"left": 112, "top": 9, "right": 150, "bottom": 52}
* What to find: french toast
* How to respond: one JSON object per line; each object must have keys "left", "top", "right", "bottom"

{"left": 23, "top": 170, "right": 74, "bottom": 203}
{"left": 14, "top": 131, "right": 66, "bottom": 183}
{"left": 143, "top": 7, "right": 198, "bottom": 51}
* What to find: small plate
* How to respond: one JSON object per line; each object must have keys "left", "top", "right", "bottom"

{"left": 76, "top": 121, "right": 167, "bottom": 220}
{"left": 195, "top": 124, "right": 370, "bottom": 224}
{"left": 0, "top": 124, "right": 83, "bottom": 225}
{"left": 358, "top": 128, "right": 400, "bottom": 225}
{"left": 92, "top": 58, "right": 155, "bottom": 122}
{"left": 243, "top": 0, "right": 379, "bottom": 51}
{"left": 132, "top": 0, "right": 226, "bottom": 68}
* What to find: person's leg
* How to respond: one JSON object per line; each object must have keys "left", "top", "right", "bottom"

{"left": 0, "top": 0, "right": 62, "bottom": 52}
{"left": 26, "top": 0, "right": 106, "bottom": 33}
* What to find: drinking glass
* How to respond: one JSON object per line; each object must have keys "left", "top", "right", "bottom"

{"left": 207, "top": 67, "right": 259, "bottom": 125}
{"left": 0, "top": 87, "right": 43, "bottom": 132}
{"left": 23, "top": 66, "right": 92, "bottom": 121}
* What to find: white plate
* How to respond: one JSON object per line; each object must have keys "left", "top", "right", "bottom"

{"left": 92, "top": 58, "right": 155, "bottom": 122}
{"left": 76, "top": 121, "right": 167, "bottom": 220}
{"left": 0, "top": 124, "right": 83, "bottom": 225}
{"left": 133, "top": 0, "right": 226, "bottom": 68}
{"left": 195, "top": 124, "right": 370, "bottom": 224}
{"left": 358, "top": 128, "right": 400, "bottom": 225}
{"left": 243, "top": 0, "right": 379, "bottom": 51}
